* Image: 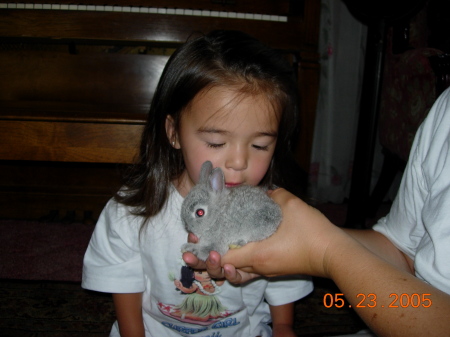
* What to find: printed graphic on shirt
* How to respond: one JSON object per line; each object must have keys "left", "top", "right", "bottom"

{"left": 160, "top": 266, "right": 241, "bottom": 326}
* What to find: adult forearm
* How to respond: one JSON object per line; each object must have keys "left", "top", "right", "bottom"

{"left": 325, "top": 235, "right": 450, "bottom": 337}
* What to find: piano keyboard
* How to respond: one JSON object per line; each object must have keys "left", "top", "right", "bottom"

{"left": 0, "top": 3, "right": 288, "bottom": 22}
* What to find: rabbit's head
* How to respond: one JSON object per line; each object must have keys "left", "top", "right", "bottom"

{"left": 181, "top": 161, "right": 230, "bottom": 233}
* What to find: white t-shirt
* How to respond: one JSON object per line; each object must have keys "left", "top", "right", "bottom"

{"left": 82, "top": 185, "right": 313, "bottom": 337}
{"left": 373, "top": 87, "right": 450, "bottom": 294}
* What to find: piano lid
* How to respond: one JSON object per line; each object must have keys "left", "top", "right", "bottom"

{"left": 0, "top": 0, "right": 319, "bottom": 52}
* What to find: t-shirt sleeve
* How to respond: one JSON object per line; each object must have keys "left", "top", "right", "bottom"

{"left": 372, "top": 131, "right": 427, "bottom": 260}
{"left": 82, "top": 199, "right": 145, "bottom": 293}
{"left": 373, "top": 87, "right": 450, "bottom": 260}
{"left": 264, "top": 275, "right": 313, "bottom": 306}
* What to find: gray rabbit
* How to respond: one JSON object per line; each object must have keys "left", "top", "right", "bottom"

{"left": 181, "top": 161, "right": 282, "bottom": 261}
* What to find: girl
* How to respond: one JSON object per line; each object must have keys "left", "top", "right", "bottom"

{"left": 82, "top": 30, "right": 313, "bottom": 337}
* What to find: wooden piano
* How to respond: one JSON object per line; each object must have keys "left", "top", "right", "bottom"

{"left": 0, "top": 0, "right": 320, "bottom": 220}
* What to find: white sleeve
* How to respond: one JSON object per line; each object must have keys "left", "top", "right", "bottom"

{"left": 373, "top": 88, "right": 450, "bottom": 293}
{"left": 372, "top": 125, "right": 427, "bottom": 260}
{"left": 82, "top": 199, "right": 145, "bottom": 293}
{"left": 373, "top": 88, "right": 450, "bottom": 259}
{"left": 264, "top": 275, "right": 313, "bottom": 306}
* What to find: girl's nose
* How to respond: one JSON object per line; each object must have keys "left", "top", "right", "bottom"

{"left": 225, "top": 147, "right": 248, "bottom": 171}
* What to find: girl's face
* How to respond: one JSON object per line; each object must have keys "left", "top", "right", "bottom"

{"left": 166, "top": 86, "right": 279, "bottom": 197}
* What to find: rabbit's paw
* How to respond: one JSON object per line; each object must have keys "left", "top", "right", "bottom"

{"left": 229, "top": 239, "right": 247, "bottom": 250}
{"left": 181, "top": 243, "right": 210, "bottom": 261}
{"left": 181, "top": 242, "right": 196, "bottom": 254}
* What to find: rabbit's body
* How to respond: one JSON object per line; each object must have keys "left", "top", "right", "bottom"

{"left": 181, "top": 161, "right": 281, "bottom": 261}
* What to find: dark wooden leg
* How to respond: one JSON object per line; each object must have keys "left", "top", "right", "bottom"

{"left": 367, "top": 149, "right": 404, "bottom": 218}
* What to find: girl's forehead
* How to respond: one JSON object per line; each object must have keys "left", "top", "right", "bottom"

{"left": 184, "top": 86, "right": 281, "bottom": 128}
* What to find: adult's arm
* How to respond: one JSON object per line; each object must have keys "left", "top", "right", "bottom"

{"left": 183, "top": 188, "right": 450, "bottom": 337}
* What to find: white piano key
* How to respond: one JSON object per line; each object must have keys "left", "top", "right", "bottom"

{"left": 0, "top": 3, "right": 290, "bottom": 24}
{"left": 201, "top": 10, "right": 211, "bottom": 17}
{"left": 269, "top": 15, "right": 275, "bottom": 21}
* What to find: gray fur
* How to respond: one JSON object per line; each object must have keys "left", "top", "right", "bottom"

{"left": 181, "top": 161, "right": 282, "bottom": 261}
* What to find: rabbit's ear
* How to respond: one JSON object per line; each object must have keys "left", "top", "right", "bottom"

{"left": 209, "top": 168, "right": 225, "bottom": 193}
{"left": 198, "top": 161, "right": 213, "bottom": 184}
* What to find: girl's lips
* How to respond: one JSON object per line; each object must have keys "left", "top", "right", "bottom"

{"left": 225, "top": 182, "right": 241, "bottom": 188}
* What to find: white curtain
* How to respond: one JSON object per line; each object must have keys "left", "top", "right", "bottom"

{"left": 308, "top": 0, "right": 383, "bottom": 204}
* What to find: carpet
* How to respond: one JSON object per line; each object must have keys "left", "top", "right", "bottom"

{"left": 0, "top": 220, "right": 94, "bottom": 282}
{"left": 0, "top": 280, "right": 115, "bottom": 337}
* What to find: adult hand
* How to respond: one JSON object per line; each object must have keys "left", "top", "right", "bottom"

{"left": 218, "top": 188, "right": 341, "bottom": 278}
{"left": 184, "top": 188, "right": 342, "bottom": 281}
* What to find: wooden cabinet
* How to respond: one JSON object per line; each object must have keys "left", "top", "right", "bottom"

{"left": 0, "top": 0, "right": 320, "bottom": 219}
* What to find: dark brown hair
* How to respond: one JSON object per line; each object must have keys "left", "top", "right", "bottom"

{"left": 115, "top": 30, "right": 301, "bottom": 219}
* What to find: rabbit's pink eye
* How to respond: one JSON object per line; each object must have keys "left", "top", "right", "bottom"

{"left": 195, "top": 209, "right": 205, "bottom": 218}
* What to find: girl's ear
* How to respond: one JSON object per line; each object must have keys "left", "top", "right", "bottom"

{"left": 165, "top": 115, "right": 180, "bottom": 149}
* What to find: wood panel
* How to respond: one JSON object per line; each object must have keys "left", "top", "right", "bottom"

{"left": 0, "top": 161, "right": 126, "bottom": 220}
{"left": 0, "top": 120, "right": 144, "bottom": 163}
{"left": 0, "top": 50, "right": 168, "bottom": 106}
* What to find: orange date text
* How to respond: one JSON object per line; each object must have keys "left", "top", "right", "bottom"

{"left": 323, "top": 293, "right": 432, "bottom": 309}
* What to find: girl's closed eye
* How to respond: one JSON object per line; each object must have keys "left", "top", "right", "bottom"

{"left": 253, "top": 144, "right": 270, "bottom": 151}
{"left": 206, "top": 142, "right": 225, "bottom": 149}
